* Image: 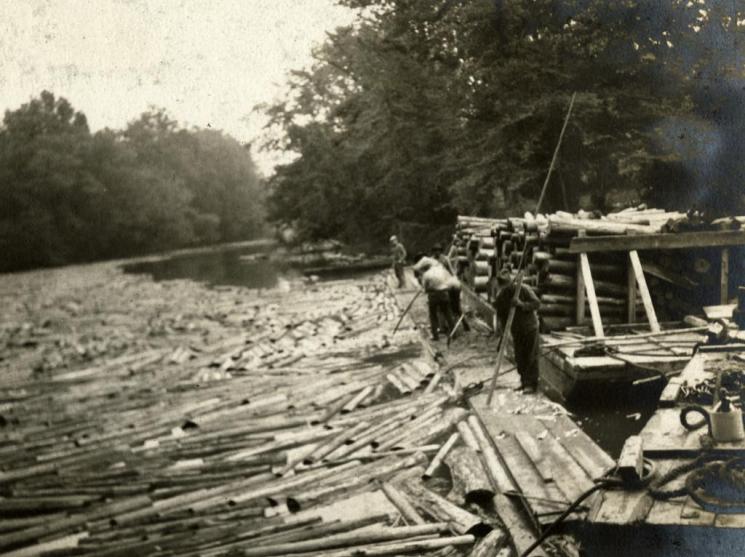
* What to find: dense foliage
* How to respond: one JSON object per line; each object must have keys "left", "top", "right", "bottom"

{"left": 0, "top": 91, "right": 264, "bottom": 272}
{"left": 265, "top": 0, "right": 745, "bottom": 249}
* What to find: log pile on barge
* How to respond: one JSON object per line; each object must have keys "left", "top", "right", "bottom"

{"left": 453, "top": 208, "right": 745, "bottom": 331}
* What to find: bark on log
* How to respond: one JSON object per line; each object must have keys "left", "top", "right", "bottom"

{"left": 445, "top": 446, "right": 494, "bottom": 507}
{"left": 402, "top": 474, "right": 491, "bottom": 536}
{"left": 381, "top": 482, "right": 425, "bottom": 525}
{"left": 468, "top": 527, "right": 510, "bottom": 557}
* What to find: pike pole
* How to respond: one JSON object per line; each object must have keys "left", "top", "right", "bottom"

{"left": 392, "top": 289, "right": 423, "bottom": 335}
{"left": 486, "top": 92, "right": 576, "bottom": 406}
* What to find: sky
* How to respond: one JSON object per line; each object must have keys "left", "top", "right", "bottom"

{"left": 0, "top": 0, "right": 355, "bottom": 174}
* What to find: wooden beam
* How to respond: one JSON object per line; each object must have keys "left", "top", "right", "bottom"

{"left": 629, "top": 251, "right": 660, "bottom": 332}
{"left": 617, "top": 436, "right": 644, "bottom": 482}
{"left": 579, "top": 252, "right": 604, "bottom": 338}
{"left": 627, "top": 259, "right": 637, "bottom": 324}
{"left": 568, "top": 230, "right": 745, "bottom": 253}
{"left": 576, "top": 233, "right": 586, "bottom": 325}
{"left": 721, "top": 247, "right": 730, "bottom": 305}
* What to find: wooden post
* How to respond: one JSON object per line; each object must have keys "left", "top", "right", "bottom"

{"left": 579, "top": 251, "right": 604, "bottom": 338}
{"left": 618, "top": 435, "right": 644, "bottom": 482}
{"left": 721, "top": 247, "right": 730, "bottom": 305}
{"left": 628, "top": 250, "right": 660, "bottom": 333}
{"left": 627, "top": 258, "right": 637, "bottom": 324}
{"left": 576, "top": 232, "right": 586, "bottom": 325}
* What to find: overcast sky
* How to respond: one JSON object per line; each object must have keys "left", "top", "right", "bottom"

{"left": 0, "top": 0, "right": 354, "bottom": 174}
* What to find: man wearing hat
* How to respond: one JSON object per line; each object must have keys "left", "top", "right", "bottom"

{"left": 389, "top": 235, "right": 407, "bottom": 288}
{"left": 493, "top": 271, "right": 541, "bottom": 392}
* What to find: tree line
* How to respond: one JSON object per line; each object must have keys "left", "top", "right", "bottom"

{"left": 0, "top": 91, "right": 265, "bottom": 272}
{"left": 264, "top": 0, "right": 745, "bottom": 252}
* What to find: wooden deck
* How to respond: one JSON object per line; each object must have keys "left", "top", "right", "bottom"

{"left": 540, "top": 328, "right": 706, "bottom": 403}
{"left": 470, "top": 392, "right": 615, "bottom": 527}
{"left": 584, "top": 351, "right": 745, "bottom": 555}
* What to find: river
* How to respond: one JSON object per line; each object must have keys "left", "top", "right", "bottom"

{"left": 122, "top": 241, "right": 386, "bottom": 290}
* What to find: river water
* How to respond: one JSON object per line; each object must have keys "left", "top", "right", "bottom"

{"left": 123, "top": 243, "right": 297, "bottom": 290}
{"left": 122, "top": 242, "right": 385, "bottom": 290}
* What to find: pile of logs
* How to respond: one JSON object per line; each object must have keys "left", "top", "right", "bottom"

{"left": 452, "top": 207, "right": 741, "bottom": 331}
{"left": 0, "top": 263, "right": 515, "bottom": 556}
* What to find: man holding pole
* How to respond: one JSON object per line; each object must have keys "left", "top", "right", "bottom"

{"left": 389, "top": 235, "right": 407, "bottom": 288}
{"left": 494, "top": 271, "right": 541, "bottom": 393}
{"left": 413, "top": 256, "right": 457, "bottom": 341}
{"left": 486, "top": 91, "right": 575, "bottom": 407}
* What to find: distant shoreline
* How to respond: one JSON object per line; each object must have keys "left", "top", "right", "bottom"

{"left": 0, "top": 239, "right": 278, "bottom": 278}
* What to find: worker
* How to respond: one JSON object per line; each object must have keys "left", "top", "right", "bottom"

{"left": 389, "top": 235, "right": 407, "bottom": 288}
{"left": 413, "top": 257, "right": 457, "bottom": 341}
{"left": 435, "top": 247, "right": 469, "bottom": 333}
{"left": 464, "top": 238, "right": 479, "bottom": 288}
{"left": 493, "top": 271, "right": 541, "bottom": 393}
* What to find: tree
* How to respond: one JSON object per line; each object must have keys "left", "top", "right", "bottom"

{"left": 0, "top": 91, "right": 99, "bottom": 268}
{"left": 123, "top": 109, "right": 266, "bottom": 244}
{"left": 0, "top": 94, "right": 266, "bottom": 272}
{"left": 264, "top": 0, "right": 745, "bottom": 250}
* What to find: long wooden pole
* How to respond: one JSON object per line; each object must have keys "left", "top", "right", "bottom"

{"left": 487, "top": 92, "right": 576, "bottom": 406}
{"left": 392, "top": 289, "right": 423, "bottom": 335}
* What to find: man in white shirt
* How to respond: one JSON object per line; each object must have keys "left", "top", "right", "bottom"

{"left": 413, "top": 257, "right": 457, "bottom": 341}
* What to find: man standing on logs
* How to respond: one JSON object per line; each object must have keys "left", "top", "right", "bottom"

{"left": 494, "top": 271, "right": 541, "bottom": 393}
{"left": 413, "top": 257, "right": 457, "bottom": 341}
{"left": 430, "top": 243, "right": 469, "bottom": 333}
{"left": 389, "top": 235, "right": 407, "bottom": 288}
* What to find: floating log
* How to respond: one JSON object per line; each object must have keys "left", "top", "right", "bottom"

{"left": 467, "top": 416, "right": 514, "bottom": 494}
{"left": 468, "top": 527, "right": 510, "bottom": 557}
{"left": 445, "top": 446, "right": 495, "bottom": 507}
{"left": 423, "top": 433, "right": 459, "bottom": 479}
{"left": 402, "top": 472, "right": 492, "bottom": 536}
{"left": 240, "top": 523, "right": 449, "bottom": 557}
{"left": 381, "top": 482, "right": 425, "bottom": 525}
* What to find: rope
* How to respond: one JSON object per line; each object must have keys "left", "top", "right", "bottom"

{"left": 520, "top": 453, "right": 737, "bottom": 556}
{"left": 646, "top": 455, "right": 721, "bottom": 500}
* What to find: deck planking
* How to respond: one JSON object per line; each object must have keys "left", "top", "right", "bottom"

{"left": 591, "top": 352, "right": 745, "bottom": 533}
{"left": 470, "top": 390, "right": 613, "bottom": 528}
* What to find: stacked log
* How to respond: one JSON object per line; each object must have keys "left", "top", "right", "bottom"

{"left": 454, "top": 206, "right": 736, "bottom": 331}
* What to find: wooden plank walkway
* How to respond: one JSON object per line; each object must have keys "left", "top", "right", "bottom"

{"left": 470, "top": 391, "right": 615, "bottom": 528}
{"left": 396, "top": 270, "right": 614, "bottom": 535}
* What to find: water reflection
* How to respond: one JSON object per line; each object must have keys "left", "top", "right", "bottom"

{"left": 122, "top": 244, "right": 300, "bottom": 290}
{"left": 121, "top": 243, "right": 383, "bottom": 289}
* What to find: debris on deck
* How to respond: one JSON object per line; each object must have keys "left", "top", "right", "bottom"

{"left": 583, "top": 324, "right": 745, "bottom": 555}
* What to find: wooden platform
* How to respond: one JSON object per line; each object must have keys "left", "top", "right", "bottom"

{"left": 454, "top": 273, "right": 706, "bottom": 403}
{"left": 540, "top": 328, "right": 706, "bottom": 403}
{"left": 586, "top": 351, "right": 745, "bottom": 554}
{"left": 470, "top": 392, "right": 615, "bottom": 526}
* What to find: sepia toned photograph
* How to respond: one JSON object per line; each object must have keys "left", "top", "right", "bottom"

{"left": 2, "top": 1, "right": 745, "bottom": 555}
